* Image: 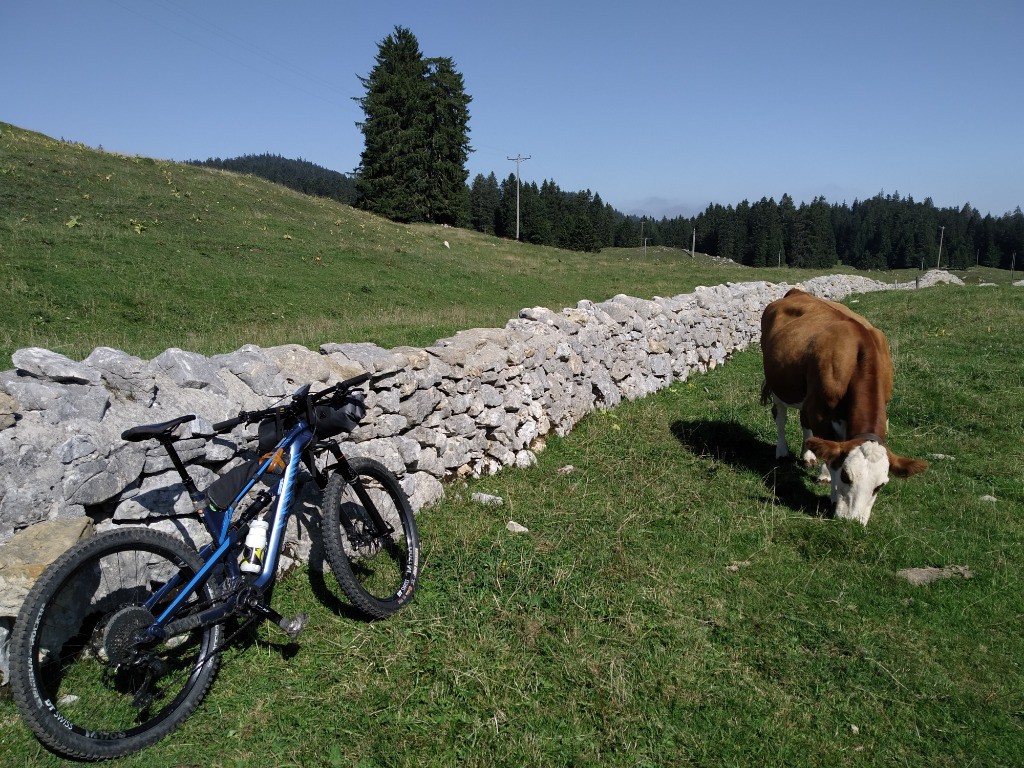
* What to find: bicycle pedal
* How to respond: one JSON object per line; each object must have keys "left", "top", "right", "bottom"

{"left": 278, "top": 612, "right": 308, "bottom": 639}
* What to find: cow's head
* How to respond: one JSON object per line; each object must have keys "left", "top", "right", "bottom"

{"left": 804, "top": 437, "right": 928, "bottom": 525}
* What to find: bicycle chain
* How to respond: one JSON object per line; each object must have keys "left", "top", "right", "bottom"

{"left": 151, "top": 579, "right": 258, "bottom": 671}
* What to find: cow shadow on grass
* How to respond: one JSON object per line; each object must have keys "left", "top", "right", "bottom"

{"left": 670, "top": 419, "right": 833, "bottom": 519}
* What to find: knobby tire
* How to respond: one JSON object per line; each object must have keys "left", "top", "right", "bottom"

{"left": 10, "top": 527, "right": 224, "bottom": 760}
{"left": 322, "top": 457, "right": 420, "bottom": 619}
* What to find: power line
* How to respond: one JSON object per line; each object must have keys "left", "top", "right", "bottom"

{"left": 155, "top": 0, "right": 349, "bottom": 98}
{"left": 507, "top": 154, "right": 531, "bottom": 240}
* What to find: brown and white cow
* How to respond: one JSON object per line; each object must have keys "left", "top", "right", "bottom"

{"left": 760, "top": 288, "right": 927, "bottom": 524}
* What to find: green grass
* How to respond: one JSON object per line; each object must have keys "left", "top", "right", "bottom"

{"left": 2, "top": 286, "right": 1022, "bottom": 767}
{"left": 2, "top": 122, "right": 1023, "bottom": 765}
{"left": 9, "top": 120, "right": 1015, "bottom": 370}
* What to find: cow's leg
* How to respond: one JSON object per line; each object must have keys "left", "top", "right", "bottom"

{"left": 819, "top": 420, "right": 848, "bottom": 482}
{"left": 798, "top": 410, "right": 831, "bottom": 483}
{"left": 771, "top": 395, "right": 790, "bottom": 458}
{"left": 801, "top": 427, "right": 818, "bottom": 466}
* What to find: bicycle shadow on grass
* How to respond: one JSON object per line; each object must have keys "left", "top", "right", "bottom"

{"left": 670, "top": 419, "right": 833, "bottom": 519}
{"left": 292, "top": 493, "right": 368, "bottom": 623}
{"left": 210, "top": 493, "right": 368, "bottom": 662}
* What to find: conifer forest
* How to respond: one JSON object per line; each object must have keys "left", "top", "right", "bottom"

{"left": 202, "top": 25, "right": 1024, "bottom": 270}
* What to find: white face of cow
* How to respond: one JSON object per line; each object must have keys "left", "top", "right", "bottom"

{"left": 827, "top": 441, "right": 890, "bottom": 525}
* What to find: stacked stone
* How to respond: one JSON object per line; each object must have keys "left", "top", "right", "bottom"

{"left": 0, "top": 271, "right": 966, "bottom": 549}
{"left": 0, "top": 270, "right": 965, "bottom": 682}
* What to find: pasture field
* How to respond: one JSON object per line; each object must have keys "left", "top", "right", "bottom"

{"left": 2, "top": 122, "right": 1023, "bottom": 764}
{"left": 3, "top": 120, "right": 769, "bottom": 368}
{"left": 7, "top": 121, "right": 1014, "bottom": 370}
{"left": 2, "top": 285, "right": 1021, "bottom": 767}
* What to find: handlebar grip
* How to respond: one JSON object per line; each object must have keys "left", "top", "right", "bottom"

{"left": 341, "top": 372, "right": 372, "bottom": 390}
{"left": 313, "top": 372, "right": 373, "bottom": 404}
{"left": 212, "top": 415, "right": 245, "bottom": 432}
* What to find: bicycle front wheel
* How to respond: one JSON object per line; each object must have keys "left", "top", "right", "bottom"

{"left": 322, "top": 457, "right": 420, "bottom": 619}
{"left": 10, "top": 527, "right": 224, "bottom": 760}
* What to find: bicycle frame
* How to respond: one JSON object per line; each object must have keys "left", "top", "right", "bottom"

{"left": 125, "top": 373, "right": 392, "bottom": 642}
{"left": 142, "top": 420, "right": 315, "bottom": 641}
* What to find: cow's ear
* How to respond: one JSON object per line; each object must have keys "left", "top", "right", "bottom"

{"left": 889, "top": 452, "right": 928, "bottom": 477}
{"left": 804, "top": 437, "right": 844, "bottom": 465}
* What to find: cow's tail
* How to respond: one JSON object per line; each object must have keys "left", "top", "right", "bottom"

{"left": 759, "top": 379, "right": 773, "bottom": 406}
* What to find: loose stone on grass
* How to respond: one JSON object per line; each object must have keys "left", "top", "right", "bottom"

{"left": 896, "top": 565, "right": 974, "bottom": 586}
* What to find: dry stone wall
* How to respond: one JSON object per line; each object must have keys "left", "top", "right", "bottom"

{"left": 0, "top": 270, "right": 966, "bottom": 547}
{"left": 0, "top": 270, "right": 964, "bottom": 683}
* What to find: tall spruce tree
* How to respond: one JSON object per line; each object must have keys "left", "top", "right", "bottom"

{"left": 355, "top": 27, "right": 471, "bottom": 224}
{"left": 425, "top": 57, "right": 472, "bottom": 225}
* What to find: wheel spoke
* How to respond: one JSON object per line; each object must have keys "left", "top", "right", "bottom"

{"left": 11, "top": 529, "right": 224, "bottom": 759}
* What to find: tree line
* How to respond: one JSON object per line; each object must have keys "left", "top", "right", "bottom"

{"left": 191, "top": 144, "right": 1024, "bottom": 270}
{"left": 187, "top": 153, "right": 357, "bottom": 205}
{"left": 188, "top": 150, "right": 1023, "bottom": 271}
{"left": 197, "top": 26, "right": 1022, "bottom": 271}
{"left": 467, "top": 173, "right": 618, "bottom": 252}
{"left": 683, "top": 193, "right": 1023, "bottom": 271}
{"left": 466, "top": 181, "right": 1023, "bottom": 270}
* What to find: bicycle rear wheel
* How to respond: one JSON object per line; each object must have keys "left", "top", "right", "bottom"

{"left": 10, "top": 527, "right": 224, "bottom": 760}
{"left": 322, "top": 457, "right": 420, "bottom": 619}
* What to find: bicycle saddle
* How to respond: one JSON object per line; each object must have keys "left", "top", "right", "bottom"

{"left": 121, "top": 414, "right": 196, "bottom": 442}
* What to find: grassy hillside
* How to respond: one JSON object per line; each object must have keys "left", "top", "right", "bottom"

{"left": 2, "top": 122, "right": 1023, "bottom": 765}
{"left": 2, "top": 285, "right": 1021, "bottom": 766}
{"left": 7, "top": 121, "right": 1001, "bottom": 370}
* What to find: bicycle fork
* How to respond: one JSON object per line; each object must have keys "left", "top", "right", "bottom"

{"left": 321, "top": 443, "right": 396, "bottom": 541}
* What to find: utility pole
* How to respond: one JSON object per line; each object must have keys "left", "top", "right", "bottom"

{"left": 936, "top": 225, "right": 945, "bottom": 269}
{"left": 507, "top": 154, "right": 531, "bottom": 240}
{"left": 691, "top": 226, "right": 696, "bottom": 258}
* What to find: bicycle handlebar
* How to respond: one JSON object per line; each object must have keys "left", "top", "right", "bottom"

{"left": 210, "top": 415, "right": 246, "bottom": 433}
{"left": 210, "top": 372, "right": 375, "bottom": 434}
{"left": 316, "top": 372, "right": 372, "bottom": 402}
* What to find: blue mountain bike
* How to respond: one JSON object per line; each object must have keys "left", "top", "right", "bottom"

{"left": 10, "top": 373, "right": 420, "bottom": 760}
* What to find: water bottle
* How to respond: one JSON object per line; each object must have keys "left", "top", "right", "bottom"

{"left": 240, "top": 520, "right": 269, "bottom": 574}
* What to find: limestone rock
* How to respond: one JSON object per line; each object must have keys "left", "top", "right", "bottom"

{"left": 0, "top": 517, "right": 94, "bottom": 615}
{"left": 472, "top": 492, "right": 503, "bottom": 506}
{"left": 0, "top": 391, "right": 18, "bottom": 430}
{"left": 320, "top": 342, "right": 403, "bottom": 374}
{"left": 264, "top": 343, "right": 332, "bottom": 386}
{"left": 84, "top": 347, "right": 157, "bottom": 405}
{"left": 152, "top": 348, "right": 227, "bottom": 395}
{"left": 403, "top": 472, "right": 444, "bottom": 511}
{"left": 11, "top": 347, "right": 102, "bottom": 385}
{"left": 211, "top": 345, "right": 285, "bottom": 397}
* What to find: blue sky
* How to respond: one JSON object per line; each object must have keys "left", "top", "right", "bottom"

{"left": 4, "top": 0, "right": 1022, "bottom": 218}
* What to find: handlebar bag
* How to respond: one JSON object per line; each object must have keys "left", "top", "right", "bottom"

{"left": 311, "top": 391, "right": 366, "bottom": 439}
{"left": 257, "top": 416, "right": 291, "bottom": 454}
